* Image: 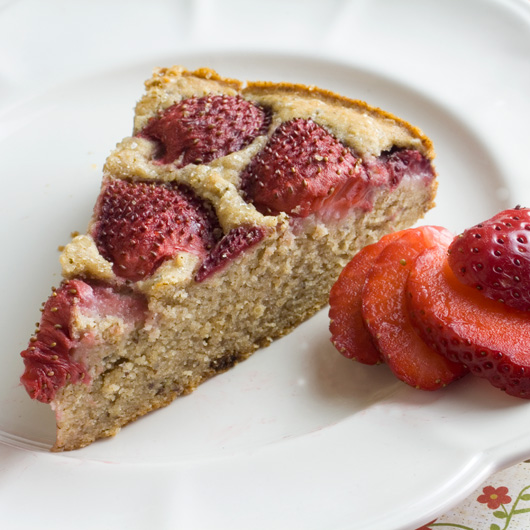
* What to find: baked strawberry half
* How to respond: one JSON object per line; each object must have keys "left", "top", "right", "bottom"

{"left": 92, "top": 178, "right": 221, "bottom": 282}
{"left": 138, "top": 95, "right": 270, "bottom": 167}
{"left": 240, "top": 118, "right": 368, "bottom": 219}
{"left": 195, "top": 225, "right": 268, "bottom": 282}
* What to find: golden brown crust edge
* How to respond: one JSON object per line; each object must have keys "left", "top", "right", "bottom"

{"left": 244, "top": 80, "right": 435, "bottom": 160}
{"left": 145, "top": 65, "right": 244, "bottom": 92}
{"left": 138, "top": 66, "right": 434, "bottom": 160}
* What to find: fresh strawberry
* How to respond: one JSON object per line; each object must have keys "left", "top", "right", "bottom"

{"left": 195, "top": 225, "right": 267, "bottom": 282}
{"left": 20, "top": 280, "right": 147, "bottom": 403}
{"left": 448, "top": 207, "right": 530, "bottom": 311}
{"left": 329, "top": 231, "right": 404, "bottom": 365}
{"left": 240, "top": 118, "right": 369, "bottom": 218}
{"left": 408, "top": 244, "right": 530, "bottom": 398}
{"left": 361, "top": 227, "right": 467, "bottom": 390}
{"left": 93, "top": 178, "right": 221, "bottom": 282}
{"left": 137, "top": 95, "right": 270, "bottom": 167}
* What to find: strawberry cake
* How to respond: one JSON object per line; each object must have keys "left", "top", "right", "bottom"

{"left": 20, "top": 66, "right": 438, "bottom": 450}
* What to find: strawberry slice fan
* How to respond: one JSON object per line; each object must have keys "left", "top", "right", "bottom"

{"left": 20, "top": 66, "right": 438, "bottom": 451}
{"left": 329, "top": 206, "right": 530, "bottom": 399}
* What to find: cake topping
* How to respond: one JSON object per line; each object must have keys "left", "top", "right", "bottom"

{"left": 195, "top": 225, "right": 267, "bottom": 282}
{"left": 240, "top": 118, "right": 369, "bottom": 218}
{"left": 137, "top": 95, "right": 270, "bottom": 167}
{"left": 20, "top": 280, "right": 147, "bottom": 403}
{"left": 447, "top": 207, "right": 530, "bottom": 311}
{"left": 93, "top": 179, "right": 221, "bottom": 282}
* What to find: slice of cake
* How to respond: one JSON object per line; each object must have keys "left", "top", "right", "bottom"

{"left": 20, "top": 66, "right": 438, "bottom": 451}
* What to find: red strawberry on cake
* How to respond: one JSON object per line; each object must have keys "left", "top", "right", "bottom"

{"left": 138, "top": 94, "right": 271, "bottom": 167}
{"left": 20, "top": 66, "right": 438, "bottom": 450}
{"left": 93, "top": 179, "right": 222, "bottom": 281}
{"left": 240, "top": 118, "right": 367, "bottom": 218}
{"left": 21, "top": 280, "right": 147, "bottom": 403}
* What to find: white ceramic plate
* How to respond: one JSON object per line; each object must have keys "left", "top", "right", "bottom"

{"left": 1, "top": 1, "right": 530, "bottom": 529}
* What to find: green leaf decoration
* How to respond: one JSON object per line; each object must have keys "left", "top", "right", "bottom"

{"left": 490, "top": 524, "right": 501, "bottom": 530}
{"left": 514, "top": 507, "right": 530, "bottom": 515}
{"left": 521, "top": 493, "right": 530, "bottom": 500}
{"left": 493, "top": 510, "right": 507, "bottom": 519}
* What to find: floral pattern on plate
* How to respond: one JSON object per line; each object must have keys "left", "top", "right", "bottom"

{"left": 417, "top": 462, "right": 530, "bottom": 530}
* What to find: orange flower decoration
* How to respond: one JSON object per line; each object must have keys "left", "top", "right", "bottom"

{"left": 477, "top": 485, "right": 512, "bottom": 509}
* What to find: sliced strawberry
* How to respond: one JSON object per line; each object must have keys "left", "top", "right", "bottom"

{"left": 408, "top": 244, "right": 530, "bottom": 398}
{"left": 361, "top": 227, "right": 467, "bottom": 390}
{"left": 448, "top": 207, "right": 530, "bottom": 311}
{"left": 137, "top": 95, "right": 270, "bottom": 167}
{"left": 329, "top": 231, "right": 404, "bottom": 364}
{"left": 93, "top": 179, "right": 221, "bottom": 282}
{"left": 240, "top": 118, "right": 369, "bottom": 218}
{"left": 195, "top": 225, "right": 268, "bottom": 282}
{"left": 20, "top": 280, "right": 147, "bottom": 403}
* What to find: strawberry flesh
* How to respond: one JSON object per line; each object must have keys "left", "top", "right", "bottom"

{"left": 361, "top": 227, "right": 467, "bottom": 390}
{"left": 138, "top": 95, "right": 270, "bottom": 167}
{"left": 329, "top": 231, "right": 404, "bottom": 365}
{"left": 195, "top": 225, "right": 267, "bottom": 282}
{"left": 20, "top": 280, "right": 147, "bottom": 403}
{"left": 93, "top": 179, "right": 221, "bottom": 282}
{"left": 448, "top": 207, "right": 530, "bottom": 311}
{"left": 408, "top": 244, "right": 530, "bottom": 398}
{"left": 369, "top": 147, "right": 435, "bottom": 188}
